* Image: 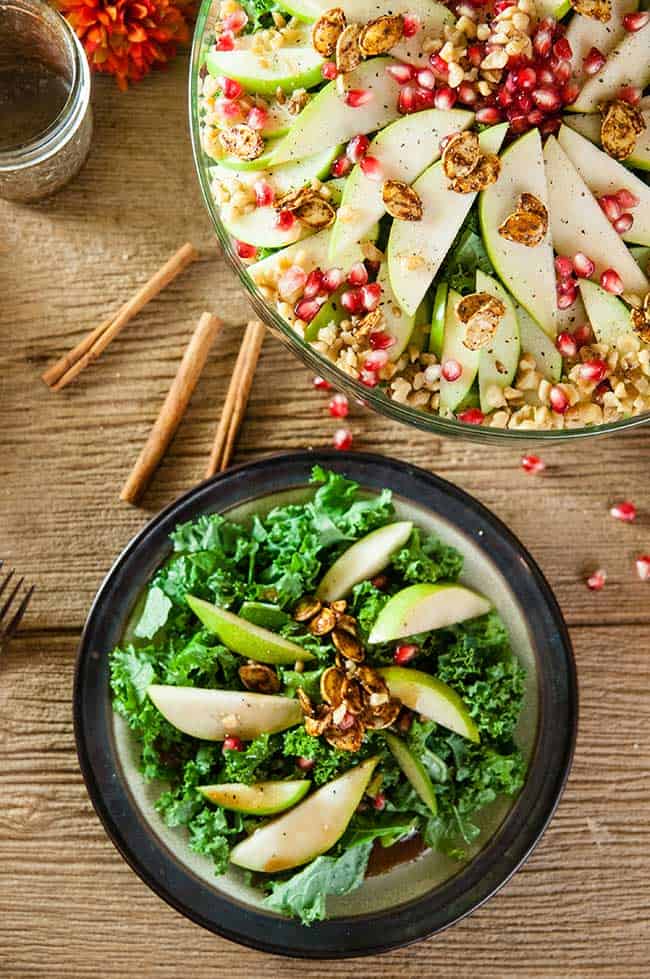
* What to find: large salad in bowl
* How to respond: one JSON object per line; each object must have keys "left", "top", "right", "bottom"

{"left": 195, "top": 0, "right": 650, "bottom": 433}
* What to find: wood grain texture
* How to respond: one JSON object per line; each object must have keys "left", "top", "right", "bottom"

{"left": 1, "top": 54, "right": 650, "bottom": 978}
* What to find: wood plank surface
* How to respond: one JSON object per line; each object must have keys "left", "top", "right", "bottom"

{"left": 1, "top": 55, "right": 649, "bottom": 978}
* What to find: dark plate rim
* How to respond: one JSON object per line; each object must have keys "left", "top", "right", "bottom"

{"left": 74, "top": 450, "right": 578, "bottom": 958}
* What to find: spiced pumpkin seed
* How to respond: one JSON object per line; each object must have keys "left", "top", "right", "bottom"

{"left": 331, "top": 628, "right": 364, "bottom": 661}
{"left": 305, "top": 706, "right": 334, "bottom": 737}
{"left": 631, "top": 293, "right": 650, "bottom": 343}
{"left": 218, "top": 124, "right": 265, "bottom": 161}
{"left": 498, "top": 209, "right": 547, "bottom": 247}
{"left": 325, "top": 716, "right": 364, "bottom": 751}
{"left": 449, "top": 152, "right": 500, "bottom": 193}
{"left": 363, "top": 697, "right": 401, "bottom": 730}
{"left": 570, "top": 0, "right": 612, "bottom": 21}
{"left": 294, "top": 196, "right": 337, "bottom": 229}
{"left": 336, "top": 23, "right": 364, "bottom": 73}
{"left": 342, "top": 678, "right": 364, "bottom": 714}
{"left": 312, "top": 7, "right": 346, "bottom": 58}
{"left": 293, "top": 595, "right": 322, "bottom": 621}
{"left": 601, "top": 100, "right": 646, "bottom": 161}
{"left": 296, "top": 687, "right": 314, "bottom": 716}
{"left": 359, "top": 14, "right": 404, "bottom": 56}
{"left": 309, "top": 605, "right": 338, "bottom": 635}
{"left": 238, "top": 663, "right": 281, "bottom": 694}
{"left": 320, "top": 666, "right": 347, "bottom": 706}
{"left": 382, "top": 179, "right": 423, "bottom": 221}
{"left": 442, "top": 131, "right": 481, "bottom": 181}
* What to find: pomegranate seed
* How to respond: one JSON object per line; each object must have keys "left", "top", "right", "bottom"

{"left": 636, "top": 555, "right": 650, "bottom": 581}
{"left": 533, "top": 28, "right": 553, "bottom": 57}
{"left": 398, "top": 84, "right": 416, "bottom": 113}
{"left": 346, "top": 88, "right": 373, "bottom": 108}
{"left": 555, "top": 255, "right": 574, "bottom": 279}
{"left": 331, "top": 155, "right": 351, "bottom": 178}
{"left": 527, "top": 109, "right": 544, "bottom": 126}
{"left": 294, "top": 297, "right": 322, "bottom": 323}
{"left": 347, "top": 261, "right": 369, "bottom": 286}
{"left": 610, "top": 501, "right": 636, "bottom": 522}
{"left": 297, "top": 756, "right": 315, "bottom": 770}
{"left": 521, "top": 454, "right": 546, "bottom": 474}
{"left": 537, "top": 66, "right": 555, "bottom": 87}
{"left": 434, "top": 87, "right": 457, "bottom": 110}
{"left": 579, "top": 359, "right": 608, "bottom": 382}
{"left": 442, "top": 359, "right": 462, "bottom": 382}
{"left": 373, "top": 793, "right": 387, "bottom": 811}
{"left": 360, "top": 155, "right": 383, "bottom": 180}
{"left": 235, "top": 239, "right": 256, "bottom": 260}
{"left": 593, "top": 379, "right": 611, "bottom": 403}
{"left": 359, "top": 369, "right": 380, "bottom": 387}
{"left": 561, "top": 82, "right": 580, "bottom": 105}
{"left": 515, "top": 91, "right": 533, "bottom": 113}
{"left": 216, "top": 31, "right": 235, "bottom": 51}
{"left": 416, "top": 68, "right": 437, "bottom": 90}
{"left": 476, "top": 106, "right": 502, "bottom": 123}
{"left": 514, "top": 66, "right": 537, "bottom": 90}
{"left": 553, "top": 59, "right": 571, "bottom": 85}
{"left": 369, "top": 330, "right": 395, "bottom": 350}
{"left": 253, "top": 179, "right": 274, "bottom": 207}
{"left": 458, "top": 81, "right": 478, "bottom": 104}
{"left": 328, "top": 393, "right": 349, "bottom": 418}
{"left": 341, "top": 288, "right": 364, "bottom": 314}
{"left": 363, "top": 349, "right": 389, "bottom": 373}
{"left": 540, "top": 116, "right": 562, "bottom": 135}
{"left": 220, "top": 76, "right": 242, "bottom": 99}
{"left": 313, "top": 376, "right": 333, "bottom": 391}
{"left": 583, "top": 46, "right": 605, "bottom": 75}
{"left": 402, "top": 13, "right": 421, "bottom": 36}
{"left": 223, "top": 735, "right": 244, "bottom": 751}
{"left": 556, "top": 331, "right": 578, "bottom": 357}
{"left": 275, "top": 209, "right": 295, "bottom": 231}
{"left": 509, "top": 116, "right": 530, "bottom": 134}
{"left": 223, "top": 8, "right": 247, "bottom": 32}
{"left": 322, "top": 267, "right": 344, "bottom": 293}
{"left": 557, "top": 288, "right": 577, "bottom": 309}
{"left": 361, "top": 281, "right": 382, "bottom": 311}
{"left": 614, "top": 188, "right": 639, "bottom": 209}
{"left": 333, "top": 428, "right": 353, "bottom": 450}
{"left": 322, "top": 61, "right": 338, "bottom": 80}
{"left": 467, "top": 44, "right": 484, "bottom": 67}
{"left": 558, "top": 275, "right": 578, "bottom": 295}
{"left": 614, "top": 212, "right": 634, "bottom": 234}
{"left": 429, "top": 54, "right": 449, "bottom": 77}
{"left": 495, "top": 0, "right": 515, "bottom": 11}
{"left": 553, "top": 36, "right": 572, "bottom": 60}
{"left": 532, "top": 87, "right": 561, "bottom": 112}
{"left": 394, "top": 643, "right": 419, "bottom": 665}
{"left": 573, "top": 323, "right": 593, "bottom": 348}
{"left": 387, "top": 62, "right": 415, "bottom": 83}
{"left": 371, "top": 573, "right": 389, "bottom": 590}
{"left": 618, "top": 85, "right": 641, "bottom": 105}
{"left": 600, "top": 268, "right": 624, "bottom": 294}
{"left": 598, "top": 194, "right": 622, "bottom": 222}
{"left": 247, "top": 106, "right": 268, "bottom": 130}
{"left": 215, "top": 97, "right": 242, "bottom": 122}
{"left": 573, "top": 252, "right": 595, "bottom": 278}
{"left": 549, "top": 385, "right": 569, "bottom": 413}
{"left": 303, "top": 267, "right": 323, "bottom": 299}
{"left": 586, "top": 569, "right": 607, "bottom": 591}
{"left": 457, "top": 407, "right": 485, "bottom": 425}
{"left": 347, "top": 134, "right": 369, "bottom": 162}
{"left": 623, "top": 11, "right": 649, "bottom": 31}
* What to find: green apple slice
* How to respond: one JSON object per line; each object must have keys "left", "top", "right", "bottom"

{"left": 186, "top": 595, "right": 315, "bottom": 663}
{"left": 330, "top": 109, "right": 474, "bottom": 262}
{"left": 147, "top": 685, "right": 302, "bottom": 740}
{"left": 439, "top": 288, "right": 480, "bottom": 414}
{"left": 565, "top": 0, "right": 637, "bottom": 86}
{"left": 378, "top": 667, "right": 479, "bottom": 742}
{"left": 570, "top": 23, "right": 650, "bottom": 113}
{"left": 543, "top": 135, "right": 649, "bottom": 296}
{"left": 387, "top": 123, "right": 508, "bottom": 317}
{"left": 205, "top": 28, "right": 323, "bottom": 96}
{"left": 384, "top": 732, "right": 437, "bottom": 814}
{"left": 479, "top": 128, "right": 557, "bottom": 338}
{"left": 578, "top": 278, "right": 640, "bottom": 346}
{"left": 378, "top": 261, "right": 417, "bottom": 359}
{"left": 229, "top": 756, "right": 379, "bottom": 871}
{"left": 199, "top": 779, "right": 310, "bottom": 815}
{"left": 429, "top": 281, "right": 448, "bottom": 358}
{"left": 239, "top": 601, "right": 291, "bottom": 630}
{"left": 517, "top": 305, "right": 562, "bottom": 382}
{"left": 215, "top": 138, "right": 282, "bottom": 172}
{"left": 248, "top": 226, "right": 360, "bottom": 286}
{"left": 557, "top": 125, "right": 650, "bottom": 246}
{"left": 368, "top": 582, "right": 492, "bottom": 644}
{"left": 316, "top": 520, "right": 413, "bottom": 601}
{"left": 563, "top": 110, "right": 650, "bottom": 172}
{"left": 270, "top": 58, "right": 403, "bottom": 165}
{"left": 221, "top": 202, "right": 310, "bottom": 248}
{"left": 631, "top": 245, "right": 650, "bottom": 273}
{"left": 474, "top": 269, "right": 520, "bottom": 414}
{"left": 211, "top": 146, "right": 340, "bottom": 198}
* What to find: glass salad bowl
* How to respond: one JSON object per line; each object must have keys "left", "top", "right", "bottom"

{"left": 189, "top": 0, "right": 650, "bottom": 443}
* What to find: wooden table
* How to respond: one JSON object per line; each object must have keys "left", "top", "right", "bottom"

{"left": 1, "top": 56, "right": 649, "bottom": 979}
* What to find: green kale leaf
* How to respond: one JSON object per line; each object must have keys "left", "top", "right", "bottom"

{"left": 220, "top": 733, "right": 279, "bottom": 784}
{"left": 391, "top": 528, "right": 463, "bottom": 585}
{"left": 282, "top": 728, "right": 356, "bottom": 785}
{"left": 438, "top": 208, "right": 495, "bottom": 295}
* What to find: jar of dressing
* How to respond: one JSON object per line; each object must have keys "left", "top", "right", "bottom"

{"left": 0, "top": 0, "right": 93, "bottom": 202}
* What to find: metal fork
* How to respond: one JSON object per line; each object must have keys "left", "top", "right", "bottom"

{"left": 0, "top": 561, "right": 34, "bottom": 652}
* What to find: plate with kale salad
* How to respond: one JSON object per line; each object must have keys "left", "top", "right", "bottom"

{"left": 75, "top": 453, "right": 576, "bottom": 957}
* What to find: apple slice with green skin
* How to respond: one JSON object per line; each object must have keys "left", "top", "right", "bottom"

{"left": 387, "top": 123, "right": 508, "bottom": 317}
{"left": 187, "top": 595, "right": 316, "bottom": 663}
{"left": 479, "top": 128, "right": 557, "bottom": 338}
{"left": 316, "top": 520, "right": 413, "bottom": 601}
{"left": 429, "top": 282, "right": 448, "bottom": 358}
{"left": 378, "top": 667, "right": 479, "bottom": 742}
{"left": 631, "top": 246, "right": 650, "bottom": 273}
{"left": 475, "top": 269, "right": 520, "bottom": 414}
{"left": 221, "top": 202, "right": 310, "bottom": 249}
{"left": 517, "top": 305, "right": 562, "bottom": 383}
{"left": 570, "top": 23, "right": 650, "bottom": 113}
{"left": 543, "top": 135, "right": 649, "bottom": 296}
{"left": 199, "top": 779, "right": 310, "bottom": 815}
{"left": 147, "top": 685, "right": 302, "bottom": 740}
{"left": 563, "top": 110, "right": 650, "bottom": 172}
{"left": 439, "top": 288, "right": 480, "bottom": 415}
{"left": 270, "top": 58, "right": 403, "bottom": 166}
{"left": 578, "top": 278, "right": 641, "bottom": 346}
{"left": 230, "top": 757, "right": 379, "bottom": 872}
{"left": 533, "top": 0, "right": 570, "bottom": 18}
{"left": 384, "top": 732, "right": 437, "bottom": 814}
{"left": 565, "top": 0, "right": 637, "bottom": 86}
{"left": 378, "top": 262, "right": 417, "bottom": 360}
{"left": 368, "top": 582, "right": 492, "bottom": 644}
{"left": 211, "top": 145, "right": 340, "bottom": 195}
{"left": 215, "top": 138, "right": 282, "bottom": 172}
{"left": 239, "top": 601, "right": 291, "bottom": 631}
{"left": 205, "top": 27, "right": 323, "bottom": 96}
{"left": 557, "top": 125, "right": 650, "bottom": 246}
{"left": 329, "top": 108, "right": 474, "bottom": 262}
{"left": 248, "top": 225, "right": 366, "bottom": 288}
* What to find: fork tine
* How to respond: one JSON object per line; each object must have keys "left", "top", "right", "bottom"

{"left": 2, "top": 584, "right": 34, "bottom": 640}
{"left": 0, "top": 567, "right": 15, "bottom": 601}
{"left": 0, "top": 575, "right": 24, "bottom": 624}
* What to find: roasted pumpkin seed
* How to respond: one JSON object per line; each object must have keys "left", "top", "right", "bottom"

{"left": 336, "top": 23, "right": 364, "bottom": 73}
{"left": 218, "top": 124, "right": 265, "bottom": 161}
{"left": 601, "top": 100, "right": 646, "bottom": 161}
{"left": 293, "top": 595, "right": 322, "bottom": 621}
{"left": 238, "top": 663, "right": 281, "bottom": 694}
{"left": 448, "top": 152, "right": 500, "bottom": 193}
{"left": 305, "top": 706, "right": 334, "bottom": 737}
{"left": 325, "top": 716, "right": 364, "bottom": 751}
{"left": 295, "top": 196, "right": 337, "bottom": 229}
{"left": 442, "top": 131, "right": 481, "bottom": 181}
{"left": 331, "top": 627, "right": 364, "bottom": 661}
{"left": 359, "top": 14, "right": 404, "bottom": 56}
{"left": 312, "top": 7, "right": 346, "bottom": 57}
{"left": 382, "top": 179, "right": 423, "bottom": 221}
{"left": 363, "top": 697, "right": 402, "bottom": 730}
{"left": 309, "top": 605, "right": 338, "bottom": 635}
{"left": 570, "top": 0, "right": 611, "bottom": 21}
{"left": 320, "top": 666, "right": 347, "bottom": 706}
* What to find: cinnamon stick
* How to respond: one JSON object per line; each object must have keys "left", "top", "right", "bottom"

{"left": 205, "top": 319, "right": 266, "bottom": 477}
{"left": 120, "top": 312, "right": 222, "bottom": 506}
{"left": 42, "top": 242, "right": 199, "bottom": 391}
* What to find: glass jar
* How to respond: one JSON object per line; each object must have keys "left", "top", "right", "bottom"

{"left": 0, "top": 0, "right": 93, "bottom": 202}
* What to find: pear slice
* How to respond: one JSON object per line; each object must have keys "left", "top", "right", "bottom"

{"left": 439, "top": 288, "right": 480, "bottom": 415}
{"left": 578, "top": 278, "right": 640, "bottom": 346}
{"left": 631, "top": 246, "right": 650, "bottom": 273}
{"left": 517, "top": 305, "right": 562, "bottom": 382}
{"left": 557, "top": 125, "right": 650, "bottom": 246}
{"left": 316, "top": 520, "right": 413, "bottom": 602}
{"left": 229, "top": 757, "right": 379, "bottom": 871}
{"left": 270, "top": 58, "right": 403, "bottom": 166}
{"left": 379, "top": 667, "right": 479, "bottom": 742}
{"left": 479, "top": 128, "right": 557, "bottom": 338}
{"left": 368, "top": 582, "right": 492, "bottom": 644}
{"left": 378, "top": 261, "right": 417, "bottom": 360}
{"left": 221, "top": 203, "right": 310, "bottom": 249}
{"left": 571, "top": 23, "right": 650, "bottom": 113}
{"left": 429, "top": 281, "right": 448, "bottom": 358}
{"left": 543, "top": 135, "right": 648, "bottom": 296}
{"left": 247, "top": 226, "right": 367, "bottom": 293}
{"left": 329, "top": 108, "right": 474, "bottom": 261}
{"left": 565, "top": 0, "right": 637, "bottom": 86}
{"left": 384, "top": 732, "right": 437, "bottom": 813}
{"left": 199, "top": 779, "right": 310, "bottom": 815}
{"left": 205, "top": 27, "right": 323, "bottom": 96}
{"left": 211, "top": 145, "right": 340, "bottom": 197}
{"left": 147, "top": 685, "right": 302, "bottom": 740}
{"left": 563, "top": 110, "right": 650, "bottom": 172}
{"left": 475, "top": 269, "right": 520, "bottom": 413}
{"left": 387, "top": 123, "right": 508, "bottom": 317}
{"left": 187, "top": 595, "right": 315, "bottom": 664}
